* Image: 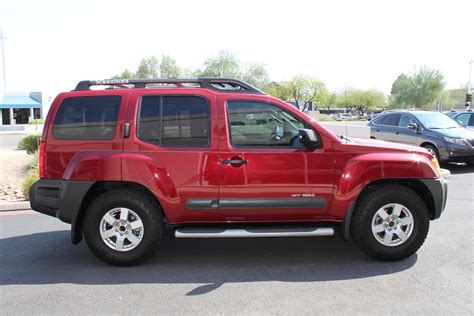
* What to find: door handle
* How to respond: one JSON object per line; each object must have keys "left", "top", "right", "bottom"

{"left": 395, "top": 130, "right": 400, "bottom": 134}
{"left": 223, "top": 158, "right": 248, "bottom": 165}
{"left": 376, "top": 129, "right": 380, "bottom": 132}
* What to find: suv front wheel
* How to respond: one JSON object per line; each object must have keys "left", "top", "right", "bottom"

{"left": 83, "top": 189, "right": 164, "bottom": 266}
{"left": 351, "top": 184, "right": 430, "bottom": 261}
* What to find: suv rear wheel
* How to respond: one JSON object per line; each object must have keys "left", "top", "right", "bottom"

{"left": 351, "top": 184, "right": 429, "bottom": 261}
{"left": 83, "top": 189, "right": 164, "bottom": 266}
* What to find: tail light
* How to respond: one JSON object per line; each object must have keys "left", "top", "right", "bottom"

{"left": 38, "top": 141, "right": 46, "bottom": 179}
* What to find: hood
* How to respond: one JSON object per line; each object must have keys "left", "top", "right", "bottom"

{"left": 350, "top": 137, "right": 431, "bottom": 157}
{"left": 430, "top": 127, "right": 474, "bottom": 139}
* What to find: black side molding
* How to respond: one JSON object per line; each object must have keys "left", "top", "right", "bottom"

{"left": 186, "top": 197, "right": 327, "bottom": 210}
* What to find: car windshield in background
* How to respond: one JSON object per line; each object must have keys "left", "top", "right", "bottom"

{"left": 415, "top": 112, "right": 460, "bottom": 129}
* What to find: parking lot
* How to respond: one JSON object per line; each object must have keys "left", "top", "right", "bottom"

{"left": 0, "top": 164, "right": 472, "bottom": 314}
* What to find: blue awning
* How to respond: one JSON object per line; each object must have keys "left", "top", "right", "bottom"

{"left": 0, "top": 96, "right": 42, "bottom": 109}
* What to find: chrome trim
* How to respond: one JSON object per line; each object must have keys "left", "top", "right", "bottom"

{"left": 174, "top": 227, "right": 334, "bottom": 238}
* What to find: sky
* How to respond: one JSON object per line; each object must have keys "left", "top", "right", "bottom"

{"left": 0, "top": 0, "right": 473, "bottom": 96}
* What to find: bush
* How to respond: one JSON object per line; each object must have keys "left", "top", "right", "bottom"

{"left": 319, "top": 115, "right": 336, "bottom": 122}
{"left": 28, "top": 119, "right": 44, "bottom": 125}
{"left": 22, "top": 168, "right": 39, "bottom": 200}
{"left": 18, "top": 134, "right": 41, "bottom": 154}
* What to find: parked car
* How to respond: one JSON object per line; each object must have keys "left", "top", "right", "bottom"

{"left": 334, "top": 113, "right": 355, "bottom": 120}
{"left": 368, "top": 110, "right": 474, "bottom": 164}
{"left": 444, "top": 111, "right": 474, "bottom": 130}
{"left": 30, "top": 78, "right": 447, "bottom": 266}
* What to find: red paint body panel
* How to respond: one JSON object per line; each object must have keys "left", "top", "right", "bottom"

{"left": 42, "top": 86, "right": 440, "bottom": 225}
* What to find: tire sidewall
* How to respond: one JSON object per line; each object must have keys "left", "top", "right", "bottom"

{"left": 357, "top": 188, "right": 429, "bottom": 259}
{"left": 84, "top": 191, "right": 163, "bottom": 265}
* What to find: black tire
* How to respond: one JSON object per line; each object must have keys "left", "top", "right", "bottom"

{"left": 422, "top": 144, "right": 440, "bottom": 162}
{"left": 351, "top": 184, "right": 429, "bottom": 261}
{"left": 83, "top": 189, "right": 164, "bottom": 266}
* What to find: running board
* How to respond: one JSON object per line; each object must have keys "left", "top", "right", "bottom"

{"left": 174, "top": 227, "right": 334, "bottom": 238}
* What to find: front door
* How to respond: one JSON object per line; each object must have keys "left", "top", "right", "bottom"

{"left": 217, "top": 96, "right": 334, "bottom": 222}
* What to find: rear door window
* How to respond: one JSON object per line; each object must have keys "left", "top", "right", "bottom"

{"left": 138, "top": 95, "right": 209, "bottom": 147}
{"left": 380, "top": 114, "right": 401, "bottom": 126}
{"left": 52, "top": 96, "right": 121, "bottom": 140}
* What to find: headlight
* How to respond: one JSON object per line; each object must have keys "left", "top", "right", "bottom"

{"left": 443, "top": 136, "right": 466, "bottom": 146}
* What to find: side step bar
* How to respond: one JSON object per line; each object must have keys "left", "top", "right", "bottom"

{"left": 175, "top": 227, "right": 334, "bottom": 238}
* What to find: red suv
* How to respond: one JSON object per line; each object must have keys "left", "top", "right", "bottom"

{"left": 30, "top": 78, "right": 447, "bottom": 266}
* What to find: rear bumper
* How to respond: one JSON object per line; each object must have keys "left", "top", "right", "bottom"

{"left": 420, "top": 177, "right": 448, "bottom": 220}
{"left": 29, "top": 179, "right": 95, "bottom": 224}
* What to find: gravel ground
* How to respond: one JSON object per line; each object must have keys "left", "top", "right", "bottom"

{"left": 0, "top": 149, "right": 34, "bottom": 202}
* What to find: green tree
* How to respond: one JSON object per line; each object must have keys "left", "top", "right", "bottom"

{"left": 136, "top": 56, "right": 160, "bottom": 78}
{"left": 261, "top": 81, "right": 291, "bottom": 100}
{"left": 319, "top": 91, "right": 338, "bottom": 111}
{"left": 111, "top": 69, "right": 135, "bottom": 79}
{"left": 287, "top": 75, "right": 327, "bottom": 111}
{"left": 160, "top": 55, "right": 181, "bottom": 78}
{"left": 197, "top": 51, "right": 241, "bottom": 78}
{"left": 439, "top": 85, "right": 468, "bottom": 109}
{"left": 242, "top": 63, "right": 269, "bottom": 87}
{"left": 390, "top": 66, "right": 445, "bottom": 109}
{"left": 337, "top": 89, "right": 385, "bottom": 115}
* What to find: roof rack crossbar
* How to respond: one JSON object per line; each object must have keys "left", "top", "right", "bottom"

{"left": 74, "top": 78, "right": 265, "bottom": 94}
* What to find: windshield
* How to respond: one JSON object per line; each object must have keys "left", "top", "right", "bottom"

{"left": 415, "top": 112, "right": 461, "bottom": 129}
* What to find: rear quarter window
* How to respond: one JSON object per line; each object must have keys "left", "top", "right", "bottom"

{"left": 52, "top": 96, "right": 121, "bottom": 140}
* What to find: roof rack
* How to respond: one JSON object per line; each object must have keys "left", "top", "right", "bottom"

{"left": 74, "top": 78, "right": 265, "bottom": 94}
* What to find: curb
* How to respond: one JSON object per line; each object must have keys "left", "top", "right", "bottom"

{"left": 0, "top": 201, "right": 31, "bottom": 212}
{"left": 440, "top": 168, "right": 451, "bottom": 178}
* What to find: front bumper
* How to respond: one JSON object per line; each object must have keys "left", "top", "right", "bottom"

{"left": 420, "top": 177, "right": 448, "bottom": 220}
{"left": 29, "top": 179, "right": 95, "bottom": 224}
{"left": 439, "top": 144, "right": 474, "bottom": 163}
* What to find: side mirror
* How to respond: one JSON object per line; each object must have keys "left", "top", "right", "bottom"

{"left": 407, "top": 123, "right": 419, "bottom": 131}
{"left": 298, "top": 128, "right": 319, "bottom": 146}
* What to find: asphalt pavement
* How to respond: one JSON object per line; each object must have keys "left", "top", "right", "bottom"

{"left": 0, "top": 164, "right": 472, "bottom": 314}
{"left": 0, "top": 134, "right": 26, "bottom": 149}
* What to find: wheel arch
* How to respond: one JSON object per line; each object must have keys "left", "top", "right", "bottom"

{"left": 71, "top": 181, "right": 167, "bottom": 244}
{"left": 341, "top": 178, "right": 436, "bottom": 240}
{"left": 420, "top": 141, "right": 438, "bottom": 151}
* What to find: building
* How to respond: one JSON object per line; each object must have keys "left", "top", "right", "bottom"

{"left": 0, "top": 92, "right": 42, "bottom": 125}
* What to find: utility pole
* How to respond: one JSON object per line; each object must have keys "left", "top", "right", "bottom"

{"left": 1, "top": 24, "right": 6, "bottom": 91}
{"left": 467, "top": 59, "right": 472, "bottom": 111}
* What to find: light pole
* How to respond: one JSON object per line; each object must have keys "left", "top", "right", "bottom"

{"left": 1, "top": 24, "right": 6, "bottom": 91}
{"left": 468, "top": 59, "right": 473, "bottom": 111}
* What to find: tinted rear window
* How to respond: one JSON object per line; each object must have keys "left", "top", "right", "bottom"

{"left": 138, "top": 95, "right": 209, "bottom": 147}
{"left": 378, "top": 113, "right": 401, "bottom": 126}
{"left": 52, "top": 96, "right": 121, "bottom": 140}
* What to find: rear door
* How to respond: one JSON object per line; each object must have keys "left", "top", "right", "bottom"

{"left": 122, "top": 91, "right": 219, "bottom": 223}
{"left": 216, "top": 95, "right": 334, "bottom": 222}
{"left": 373, "top": 113, "right": 402, "bottom": 142}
